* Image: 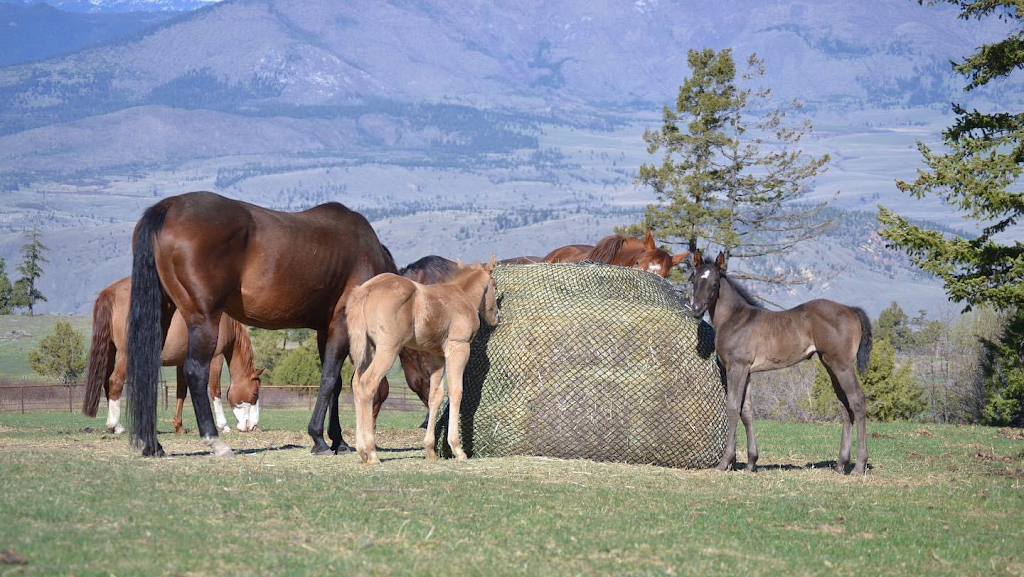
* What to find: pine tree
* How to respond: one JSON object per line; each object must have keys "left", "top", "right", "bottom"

{"left": 981, "top": 309, "right": 1024, "bottom": 427}
{"left": 28, "top": 320, "right": 87, "bottom": 384}
{"left": 273, "top": 334, "right": 322, "bottom": 389}
{"left": 0, "top": 257, "right": 12, "bottom": 315}
{"left": 624, "top": 48, "right": 831, "bottom": 291}
{"left": 877, "top": 1, "right": 1024, "bottom": 310}
{"left": 12, "top": 226, "right": 49, "bottom": 316}
{"left": 861, "top": 338, "right": 926, "bottom": 422}
{"left": 875, "top": 301, "right": 915, "bottom": 352}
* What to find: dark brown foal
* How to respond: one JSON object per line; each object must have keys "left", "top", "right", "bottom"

{"left": 691, "top": 250, "right": 872, "bottom": 475}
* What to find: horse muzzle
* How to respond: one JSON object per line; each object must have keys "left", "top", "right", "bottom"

{"left": 231, "top": 400, "right": 260, "bottom": 432}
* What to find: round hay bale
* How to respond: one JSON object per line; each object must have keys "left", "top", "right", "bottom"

{"left": 433, "top": 262, "right": 727, "bottom": 469}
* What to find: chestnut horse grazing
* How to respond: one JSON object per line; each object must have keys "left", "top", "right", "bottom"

{"left": 126, "top": 192, "right": 392, "bottom": 458}
{"left": 346, "top": 258, "right": 501, "bottom": 465}
{"left": 691, "top": 250, "right": 873, "bottom": 475}
{"left": 543, "top": 228, "right": 689, "bottom": 278}
{"left": 82, "top": 277, "right": 262, "bottom": 434}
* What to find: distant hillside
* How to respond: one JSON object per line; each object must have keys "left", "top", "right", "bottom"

{"left": 10, "top": 0, "right": 217, "bottom": 12}
{"left": 0, "top": 2, "right": 178, "bottom": 67}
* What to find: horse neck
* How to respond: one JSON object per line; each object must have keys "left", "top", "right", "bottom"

{"left": 225, "top": 321, "right": 255, "bottom": 389}
{"left": 710, "top": 276, "right": 755, "bottom": 329}
{"left": 452, "top": 271, "right": 488, "bottom": 307}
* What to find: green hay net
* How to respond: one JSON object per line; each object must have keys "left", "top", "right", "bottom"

{"left": 433, "top": 262, "right": 727, "bottom": 469}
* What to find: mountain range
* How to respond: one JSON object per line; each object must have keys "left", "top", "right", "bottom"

{"left": 0, "top": 0, "right": 1018, "bottom": 317}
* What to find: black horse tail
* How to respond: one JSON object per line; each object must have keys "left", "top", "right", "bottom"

{"left": 853, "top": 307, "right": 872, "bottom": 376}
{"left": 82, "top": 285, "right": 116, "bottom": 417}
{"left": 125, "top": 201, "right": 170, "bottom": 454}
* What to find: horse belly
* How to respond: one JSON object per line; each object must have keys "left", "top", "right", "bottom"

{"left": 750, "top": 343, "right": 816, "bottom": 373}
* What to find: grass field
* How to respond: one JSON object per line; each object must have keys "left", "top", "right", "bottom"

{"left": 1, "top": 409, "right": 1022, "bottom": 576}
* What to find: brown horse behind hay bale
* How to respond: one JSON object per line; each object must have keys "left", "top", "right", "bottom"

{"left": 543, "top": 228, "right": 688, "bottom": 278}
{"left": 82, "top": 277, "right": 263, "bottom": 435}
{"left": 691, "top": 250, "right": 873, "bottom": 475}
{"left": 125, "top": 192, "right": 393, "bottom": 458}
{"left": 346, "top": 258, "right": 500, "bottom": 465}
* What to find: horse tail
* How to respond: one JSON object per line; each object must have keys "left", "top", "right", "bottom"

{"left": 125, "top": 201, "right": 170, "bottom": 451}
{"left": 853, "top": 306, "right": 873, "bottom": 376}
{"left": 82, "top": 286, "right": 116, "bottom": 417}
{"left": 345, "top": 285, "right": 371, "bottom": 372}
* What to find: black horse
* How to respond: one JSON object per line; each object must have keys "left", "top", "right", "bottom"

{"left": 691, "top": 250, "right": 873, "bottom": 474}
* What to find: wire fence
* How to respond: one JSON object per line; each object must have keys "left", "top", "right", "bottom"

{"left": 0, "top": 380, "right": 425, "bottom": 414}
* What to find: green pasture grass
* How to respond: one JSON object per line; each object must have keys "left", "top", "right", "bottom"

{"left": 0, "top": 410, "right": 1022, "bottom": 576}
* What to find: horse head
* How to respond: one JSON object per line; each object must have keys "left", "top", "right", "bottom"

{"left": 229, "top": 367, "right": 263, "bottom": 432}
{"left": 632, "top": 228, "right": 689, "bottom": 278}
{"left": 691, "top": 249, "right": 726, "bottom": 320}
{"left": 456, "top": 256, "right": 501, "bottom": 327}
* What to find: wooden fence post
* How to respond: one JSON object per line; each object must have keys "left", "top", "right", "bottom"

{"left": 68, "top": 385, "right": 73, "bottom": 413}
{"left": 20, "top": 386, "right": 25, "bottom": 414}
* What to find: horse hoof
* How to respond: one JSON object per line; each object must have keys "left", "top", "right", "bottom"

{"left": 851, "top": 466, "right": 866, "bottom": 476}
{"left": 113, "top": 425, "right": 125, "bottom": 435}
{"left": 311, "top": 445, "right": 334, "bottom": 456}
{"left": 222, "top": 426, "right": 231, "bottom": 433}
{"left": 834, "top": 464, "right": 848, "bottom": 474}
{"left": 331, "top": 442, "right": 353, "bottom": 454}
{"left": 142, "top": 444, "right": 165, "bottom": 458}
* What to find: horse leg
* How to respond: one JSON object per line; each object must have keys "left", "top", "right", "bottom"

{"left": 820, "top": 357, "right": 853, "bottom": 473}
{"left": 422, "top": 355, "right": 446, "bottom": 460}
{"left": 739, "top": 376, "right": 758, "bottom": 472}
{"left": 717, "top": 363, "right": 750, "bottom": 471}
{"left": 837, "top": 368, "right": 868, "bottom": 475}
{"left": 208, "top": 354, "right": 229, "bottom": 433}
{"left": 107, "top": 355, "right": 126, "bottom": 434}
{"left": 353, "top": 346, "right": 398, "bottom": 465}
{"left": 309, "top": 327, "right": 349, "bottom": 455}
{"left": 172, "top": 365, "right": 187, "bottom": 434}
{"left": 184, "top": 316, "right": 233, "bottom": 458}
{"left": 444, "top": 341, "right": 471, "bottom": 461}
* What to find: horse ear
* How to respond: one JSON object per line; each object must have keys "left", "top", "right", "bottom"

{"left": 253, "top": 368, "right": 264, "bottom": 378}
{"left": 456, "top": 257, "right": 465, "bottom": 267}
{"left": 485, "top": 255, "right": 497, "bottom": 272}
{"left": 715, "top": 252, "right": 726, "bottom": 271}
{"left": 693, "top": 248, "right": 702, "bottom": 267}
{"left": 643, "top": 227, "right": 656, "bottom": 250}
{"left": 671, "top": 252, "right": 690, "bottom": 266}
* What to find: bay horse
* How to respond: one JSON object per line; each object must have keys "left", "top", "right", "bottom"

{"left": 125, "top": 191, "right": 393, "bottom": 458}
{"left": 82, "top": 277, "right": 263, "bottom": 435}
{"left": 691, "top": 250, "right": 873, "bottom": 474}
{"left": 346, "top": 257, "right": 500, "bottom": 464}
{"left": 543, "top": 228, "right": 689, "bottom": 278}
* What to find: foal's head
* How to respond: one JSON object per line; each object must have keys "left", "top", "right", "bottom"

{"left": 632, "top": 229, "right": 689, "bottom": 278}
{"left": 690, "top": 249, "right": 726, "bottom": 320}
{"left": 456, "top": 256, "right": 501, "bottom": 327}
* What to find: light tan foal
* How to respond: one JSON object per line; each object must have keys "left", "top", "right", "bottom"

{"left": 346, "top": 257, "right": 500, "bottom": 465}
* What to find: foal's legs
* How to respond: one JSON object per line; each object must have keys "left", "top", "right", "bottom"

{"left": 444, "top": 341, "right": 471, "bottom": 461}
{"left": 823, "top": 356, "right": 868, "bottom": 475}
{"left": 718, "top": 363, "right": 751, "bottom": 471}
{"left": 739, "top": 377, "right": 758, "bottom": 472}
{"left": 353, "top": 345, "right": 400, "bottom": 465}
{"left": 422, "top": 355, "right": 446, "bottom": 460}
{"left": 172, "top": 365, "right": 188, "bottom": 434}
{"left": 184, "top": 315, "right": 233, "bottom": 458}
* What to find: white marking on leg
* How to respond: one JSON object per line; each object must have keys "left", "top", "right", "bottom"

{"left": 213, "top": 397, "right": 228, "bottom": 430}
{"left": 106, "top": 398, "right": 122, "bottom": 433}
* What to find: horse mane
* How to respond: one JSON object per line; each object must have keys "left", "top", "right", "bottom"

{"left": 230, "top": 319, "right": 256, "bottom": 374}
{"left": 398, "top": 255, "right": 455, "bottom": 282}
{"left": 701, "top": 257, "right": 763, "bottom": 309}
{"left": 589, "top": 235, "right": 630, "bottom": 263}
